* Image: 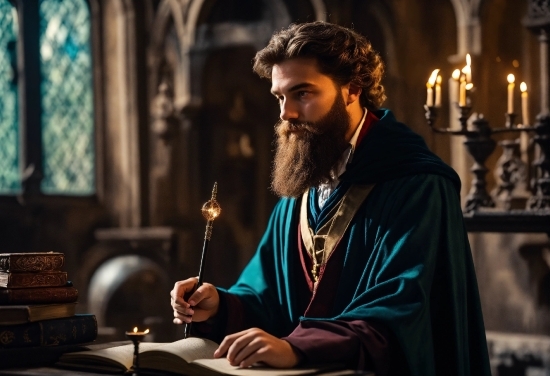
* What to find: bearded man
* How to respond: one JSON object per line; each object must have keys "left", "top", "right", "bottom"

{"left": 170, "top": 21, "right": 491, "bottom": 376}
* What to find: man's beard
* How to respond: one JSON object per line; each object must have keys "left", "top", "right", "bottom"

{"left": 271, "top": 93, "right": 351, "bottom": 198}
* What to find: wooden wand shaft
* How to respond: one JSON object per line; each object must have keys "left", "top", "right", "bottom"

{"left": 184, "top": 221, "right": 213, "bottom": 338}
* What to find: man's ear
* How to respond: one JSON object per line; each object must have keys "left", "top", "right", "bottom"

{"left": 345, "top": 83, "right": 362, "bottom": 105}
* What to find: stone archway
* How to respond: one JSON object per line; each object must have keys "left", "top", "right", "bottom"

{"left": 146, "top": 0, "right": 328, "bottom": 282}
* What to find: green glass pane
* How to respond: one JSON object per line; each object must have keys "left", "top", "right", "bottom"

{"left": 0, "top": 1, "right": 20, "bottom": 194}
{"left": 40, "top": 0, "right": 95, "bottom": 195}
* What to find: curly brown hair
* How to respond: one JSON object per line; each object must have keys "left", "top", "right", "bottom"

{"left": 253, "top": 21, "right": 386, "bottom": 110}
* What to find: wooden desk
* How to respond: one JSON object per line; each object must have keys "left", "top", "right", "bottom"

{"left": 0, "top": 342, "right": 373, "bottom": 376}
{"left": 0, "top": 369, "right": 372, "bottom": 376}
{"left": 0, "top": 367, "right": 118, "bottom": 376}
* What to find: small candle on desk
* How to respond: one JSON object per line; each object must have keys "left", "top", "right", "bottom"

{"left": 520, "top": 82, "right": 529, "bottom": 125}
{"left": 126, "top": 327, "right": 150, "bottom": 340}
{"left": 126, "top": 327, "right": 150, "bottom": 375}
{"left": 426, "top": 69, "right": 440, "bottom": 107}
{"left": 435, "top": 75, "right": 442, "bottom": 107}
{"left": 507, "top": 74, "right": 515, "bottom": 114}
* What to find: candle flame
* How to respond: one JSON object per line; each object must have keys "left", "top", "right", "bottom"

{"left": 427, "top": 69, "right": 440, "bottom": 87}
{"left": 133, "top": 327, "right": 138, "bottom": 333}
{"left": 465, "top": 83, "right": 474, "bottom": 90}
{"left": 144, "top": 329, "right": 150, "bottom": 334}
{"left": 436, "top": 75, "right": 442, "bottom": 85}
{"left": 466, "top": 53, "right": 471, "bottom": 67}
{"left": 507, "top": 74, "right": 515, "bottom": 84}
{"left": 452, "top": 69, "right": 461, "bottom": 80}
{"left": 520, "top": 82, "right": 527, "bottom": 92}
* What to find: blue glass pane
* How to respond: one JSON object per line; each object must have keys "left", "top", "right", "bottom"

{"left": 39, "top": 0, "right": 95, "bottom": 195}
{"left": 0, "top": 1, "right": 20, "bottom": 194}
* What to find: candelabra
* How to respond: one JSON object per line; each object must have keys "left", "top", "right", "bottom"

{"left": 424, "top": 105, "right": 539, "bottom": 212}
{"left": 422, "top": 1, "right": 550, "bottom": 216}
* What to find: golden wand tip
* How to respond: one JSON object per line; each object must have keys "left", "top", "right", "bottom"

{"left": 202, "top": 182, "right": 221, "bottom": 221}
{"left": 212, "top": 182, "right": 218, "bottom": 200}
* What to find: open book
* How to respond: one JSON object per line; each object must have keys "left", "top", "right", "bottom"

{"left": 56, "top": 337, "right": 350, "bottom": 376}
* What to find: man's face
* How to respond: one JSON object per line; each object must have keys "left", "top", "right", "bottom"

{"left": 270, "top": 58, "right": 351, "bottom": 198}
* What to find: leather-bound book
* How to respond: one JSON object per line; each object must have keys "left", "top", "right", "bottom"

{"left": 0, "top": 303, "right": 77, "bottom": 325}
{"left": 0, "top": 286, "right": 78, "bottom": 305}
{"left": 0, "top": 271, "right": 68, "bottom": 288}
{"left": 0, "top": 314, "right": 97, "bottom": 349}
{"left": 0, "top": 252, "right": 64, "bottom": 273}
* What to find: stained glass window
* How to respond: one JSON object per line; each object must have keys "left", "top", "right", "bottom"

{"left": 0, "top": 0, "right": 20, "bottom": 194}
{"left": 39, "top": 0, "right": 94, "bottom": 195}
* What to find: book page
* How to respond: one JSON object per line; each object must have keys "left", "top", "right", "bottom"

{"left": 193, "top": 358, "right": 342, "bottom": 376}
{"left": 58, "top": 342, "right": 164, "bottom": 370}
{"left": 144, "top": 337, "right": 219, "bottom": 363}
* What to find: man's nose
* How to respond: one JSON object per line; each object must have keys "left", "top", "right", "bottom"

{"left": 279, "top": 99, "right": 299, "bottom": 121}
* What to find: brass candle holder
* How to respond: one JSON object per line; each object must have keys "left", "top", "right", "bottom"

{"left": 424, "top": 103, "right": 540, "bottom": 212}
{"left": 125, "top": 327, "right": 149, "bottom": 375}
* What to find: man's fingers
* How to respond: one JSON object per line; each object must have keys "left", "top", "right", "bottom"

{"left": 187, "top": 284, "right": 212, "bottom": 307}
{"left": 239, "top": 347, "right": 268, "bottom": 368}
{"left": 170, "top": 277, "right": 199, "bottom": 305}
{"left": 173, "top": 304, "right": 194, "bottom": 316}
{"left": 226, "top": 331, "right": 259, "bottom": 364}
{"left": 215, "top": 331, "right": 242, "bottom": 358}
{"left": 231, "top": 338, "right": 263, "bottom": 366}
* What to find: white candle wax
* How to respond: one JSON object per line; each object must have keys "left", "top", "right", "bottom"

{"left": 508, "top": 83, "right": 515, "bottom": 114}
{"left": 435, "top": 76, "right": 442, "bottom": 107}
{"left": 521, "top": 83, "right": 529, "bottom": 126}
{"left": 459, "top": 79, "right": 466, "bottom": 107}
{"left": 507, "top": 74, "right": 515, "bottom": 114}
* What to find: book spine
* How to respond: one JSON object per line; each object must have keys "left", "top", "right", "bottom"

{"left": 0, "top": 287, "right": 78, "bottom": 305}
{"left": 0, "top": 254, "right": 64, "bottom": 272}
{"left": 0, "top": 272, "right": 68, "bottom": 288}
{"left": 0, "top": 314, "right": 97, "bottom": 349}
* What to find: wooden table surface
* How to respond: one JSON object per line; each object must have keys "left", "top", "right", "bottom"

{"left": 0, "top": 367, "right": 120, "bottom": 376}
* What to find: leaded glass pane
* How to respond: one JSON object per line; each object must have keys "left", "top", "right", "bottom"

{"left": 0, "top": 1, "right": 20, "bottom": 194}
{"left": 39, "top": 0, "right": 95, "bottom": 195}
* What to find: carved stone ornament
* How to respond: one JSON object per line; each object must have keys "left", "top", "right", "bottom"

{"left": 494, "top": 139, "right": 527, "bottom": 210}
{"left": 151, "top": 82, "right": 178, "bottom": 142}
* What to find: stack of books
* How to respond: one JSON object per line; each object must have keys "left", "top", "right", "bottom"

{"left": 0, "top": 252, "right": 97, "bottom": 352}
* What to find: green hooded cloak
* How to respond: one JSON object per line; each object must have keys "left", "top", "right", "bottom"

{"left": 223, "top": 109, "right": 491, "bottom": 376}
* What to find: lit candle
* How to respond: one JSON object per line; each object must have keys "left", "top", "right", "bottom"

{"left": 507, "top": 74, "right": 515, "bottom": 114}
{"left": 125, "top": 327, "right": 150, "bottom": 373}
{"left": 426, "top": 83, "right": 433, "bottom": 107}
{"left": 126, "top": 327, "right": 150, "bottom": 338}
{"left": 459, "top": 74, "right": 466, "bottom": 107}
{"left": 426, "top": 69, "right": 440, "bottom": 107}
{"left": 450, "top": 69, "right": 460, "bottom": 107}
{"left": 462, "top": 54, "right": 472, "bottom": 83}
{"left": 520, "top": 82, "right": 529, "bottom": 125}
{"left": 435, "top": 75, "right": 442, "bottom": 107}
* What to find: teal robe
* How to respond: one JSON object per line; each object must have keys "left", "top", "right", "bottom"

{"left": 223, "top": 109, "right": 491, "bottom": 376}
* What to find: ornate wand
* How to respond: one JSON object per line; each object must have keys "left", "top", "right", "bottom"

{"left": 184, "top": 182, "right": 221, "bottom": 339}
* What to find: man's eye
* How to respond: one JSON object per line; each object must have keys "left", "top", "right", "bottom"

{"left": 297, "top": 91, "right": 309, "bottom": 98}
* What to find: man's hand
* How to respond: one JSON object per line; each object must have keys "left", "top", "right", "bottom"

{"left": 214, "top": 328, "right": 300, "bottom": 368}
{"left": 170, "top": 277, "right": 219, "bottom": 324}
